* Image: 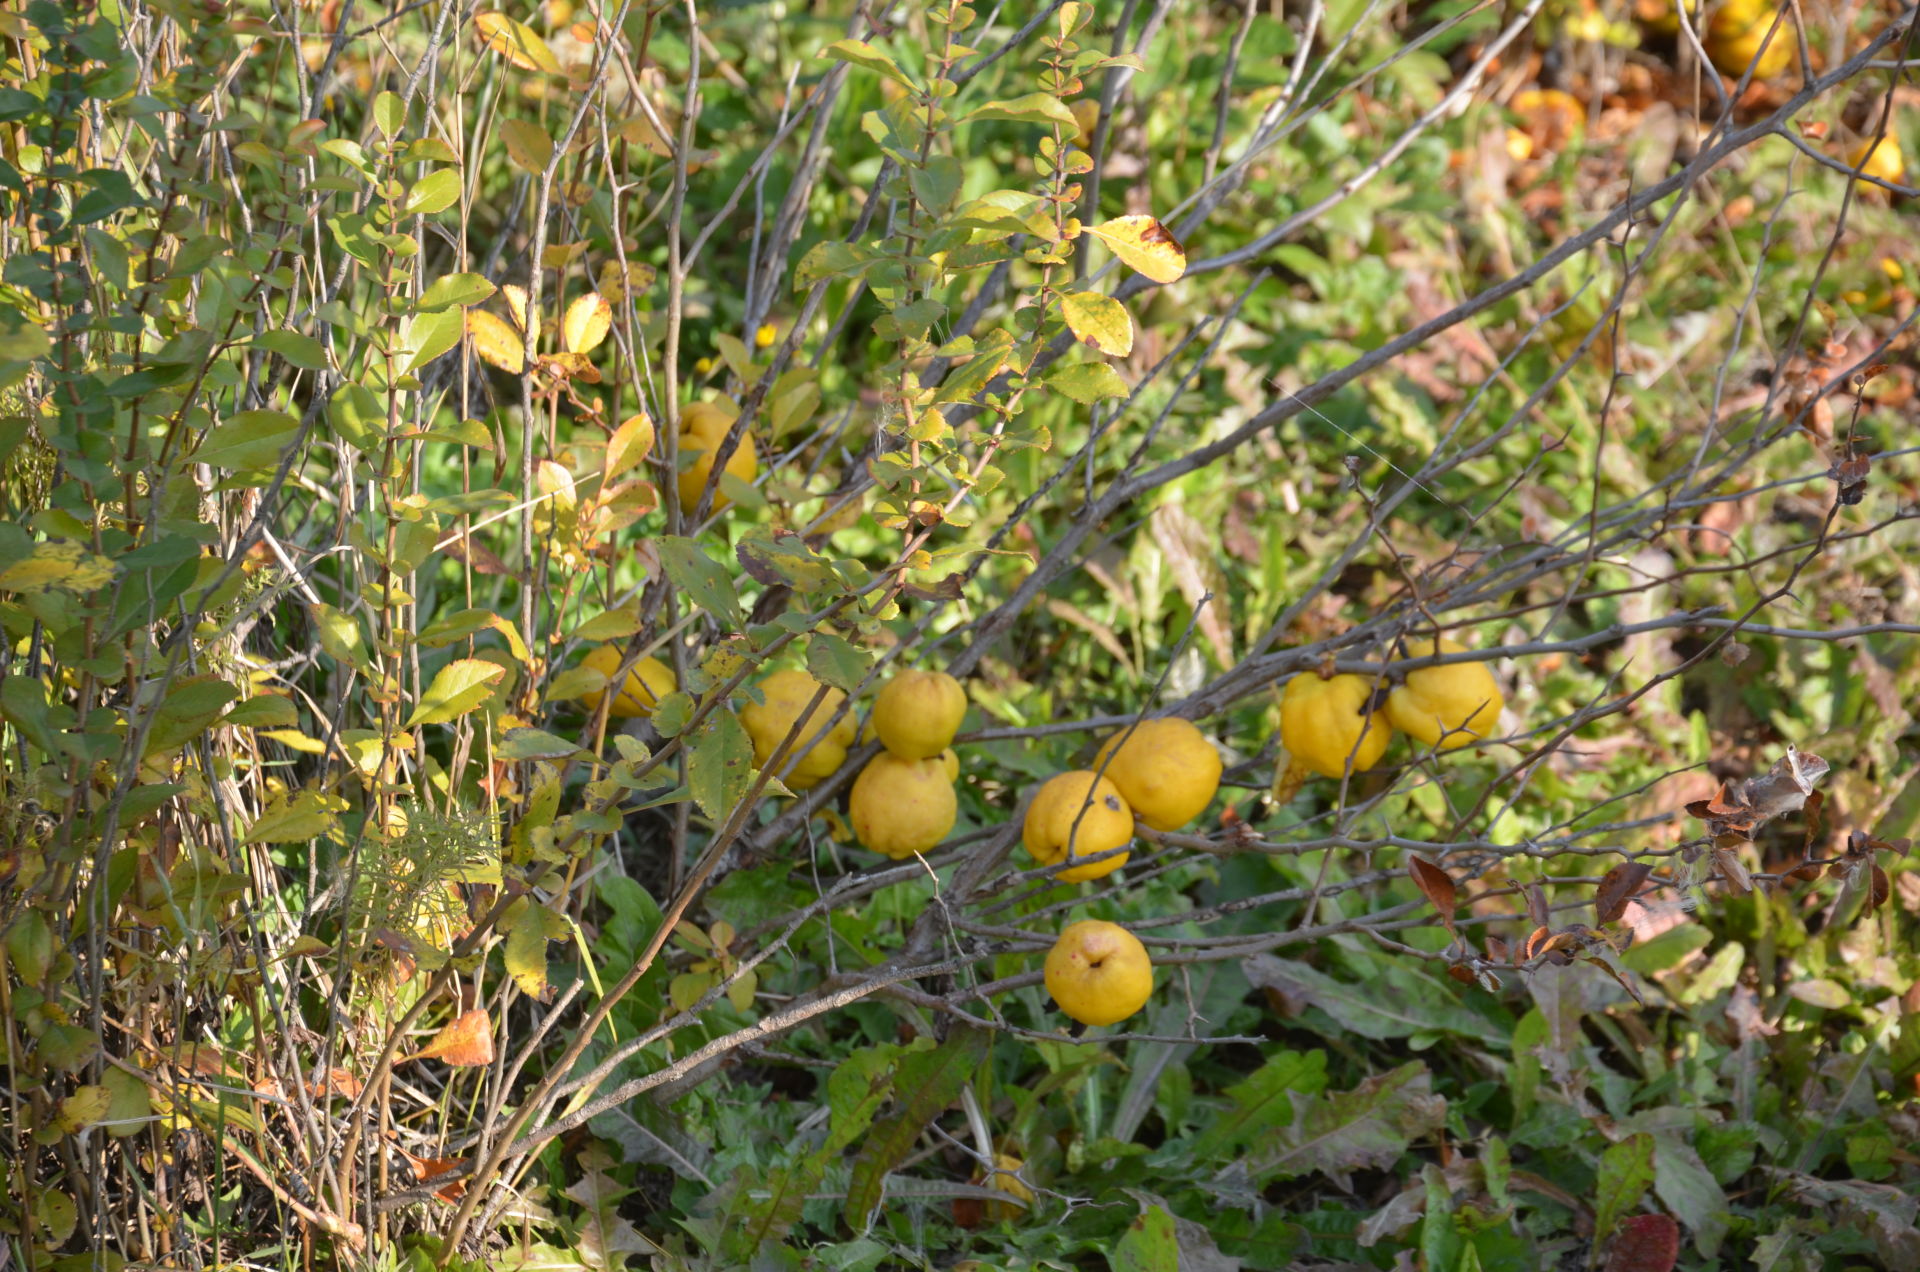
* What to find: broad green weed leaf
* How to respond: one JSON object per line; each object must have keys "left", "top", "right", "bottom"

{"left": 963, "top": 93, "right": 1077, "bottom": 128}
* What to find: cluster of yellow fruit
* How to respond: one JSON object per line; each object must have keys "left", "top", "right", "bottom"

{"left": 1279, "top": 636, "right": 1505, "bottom": 780}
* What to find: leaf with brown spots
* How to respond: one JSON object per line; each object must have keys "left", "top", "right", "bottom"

{"left": 1595, "top": 861, "right": 1653, "bottom": 924}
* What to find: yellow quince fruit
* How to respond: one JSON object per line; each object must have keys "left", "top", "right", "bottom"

{"left": 1023, "top": 771, "right": 1133, "bottom": 882}
{"left": 1091, "top": 716, "right": 1222, "bottom": 832}
{"left": 871, "top": 669, "right": 967, "bottom": 759}
{"left": 1386, "top": 636, "right": 1504, "bottom": 752}
{"left": 1279, "top": 672, "right": 1393, "bottom": 779}
{"left": 1848, "top": 135, "right": 1906, "bottom": 191}
{"left": 739, "top": 668, "right": 855, "bottom": 789}
{"left": 580, "top": 645, "right": 676, "bottom": 719}
{"left": 848, "top": 751, "right": 956, "bottom": 858}
{"left": 1704, "top": 2, "right": 1792, "bottom": 79}
{"left": 977, "top": 1153, "right": 1035, "bottom": 1221}
{"left": 675, "top": 400, "right": 758, "bottom": 512}
{"left": 1044, "top": 919, "right": 1152, "bottom": 1026}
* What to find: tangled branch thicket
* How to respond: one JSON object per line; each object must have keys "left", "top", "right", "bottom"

{"left": 3, "top": 0, "right": 1918, "bottom": 1267}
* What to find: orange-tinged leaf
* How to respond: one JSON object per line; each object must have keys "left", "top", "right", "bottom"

{"left": 1086, "top": 215, "right": 1187, "bottom": 283}
{"left": 563, "top": 292, "right": 612, "bottom": 355}
{"left": 474, "top": 12, "right": 564, "bottom": 75}
{"left": 500, "top": 118, "right": 554, "bottom": 172}
{"left": 409, "top": 1009, "right": 494, "bottom": 1067}
{"left": 466, "top": 308, "right": 526, "bottom": 374}
{"left": 605, "top": 412, "right": 655, "bottom": 480}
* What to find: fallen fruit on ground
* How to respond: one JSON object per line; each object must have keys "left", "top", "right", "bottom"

{"left": 1023, "top": 770, "right": 1134, "bottom": 881}
{"left": 739, "top": 668, "right": 855, "bottom": 789}
{"left": 1044, "top": 919, "right": 1153, "bottom": 1026}
{"left": 977, "top": 1153, "right": 1034, "bottom": 1221}
{"left": 1386, "top": 635, "right": 1504, "bottom": 751}
{"left": 848, "top": 751, "right": 956, "bottom": 858}
{"left": 1280, "top": 671, "right": 1393, "bottom": 779}
{"left": 580, "top": 645, "right": 676, "bottom": 718}
{"left": 675, "top": 399, "right": 758, "bottom": 512}
{"left": 1092, "top": 716, "right": 1222, "bottom": 831}
{"left": 871, "top": 668, "right": 967, "bottom": 759}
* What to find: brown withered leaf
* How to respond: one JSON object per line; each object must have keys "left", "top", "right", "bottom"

{"left": 1829, "top": 452, "right": 1870, "bottom": 505}
{"left": 899, "top": 575, "right": 965, "bottom": 603}
{"left": 1447, "top": 963, "right": 1475, "bottom": 985}
{"left": 1867, "top": 865, "right": 1891, "bottom": 913}
{"left": 308, "top": 1067, "right": 363, "bottom": 1099}
{"left": 399, "top": 1148, "right": 469, "bottom": 1201}
{"left": 1714, "top": 845, "right": 1753, "bottom": 896}
{"left": 1784, "top": 860, "right": 1825, "bottom": 883}
{"left": 1484, "top": 935, "right": 1509, "bottom": 964}
{"left": 1407, "top": 856, "right": 1458, "bottom": 932}
{"left": 1595, "top": 861, "right": 1654, "bottom": 924}
{"left": 441, "top": 532, "right": 511, "bottom": 577}
{"left": 1582, "top": 955, "right": 1646, "bottom": 1007}
{"left": 408, "top": 1009, "right": 495, "bottom": 1067}
{"left": 1525, "top": 882, "right": 1550, "bottom": 930}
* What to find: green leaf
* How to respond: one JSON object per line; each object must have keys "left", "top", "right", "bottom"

{"left": 142, "top": 675, "right": 240, "bottom": 756}
{"left": 818, "top": 39, "right": 916, "bottom": 90}
{"left": 0, "top": 674, "right": 61, "bottom": 755}
{"left": 245, "top": 789, "right": 344, "bottom": 844}
{"left": 845, "top": 1025, "right": 988, "bottom": 1231}
{"left": 372, "top": 90, "right": 406, "bottom": 138}
{"left": 932, "top": 329, "right": 1014, "bottom": 405}
{"left": 1109, "top": 1205, "right": 1178, "bottom": 1272}
{"left": 310, "top": 602, "right": 370, "bottom": 671}
{"left": 418, "top": 272, "right": 497, "bottom": 312}
{"left": 255, "top": 330, "right": 330, "bottom": 370}
{"left": 962, "top": 93, "right": 1077, "bottom": 128}
{"left": 497, "top": 726, "right": 583, "bottom": 761}
{"left": 418, "top": 608, "right": 496, "bottom": 647}
{"left": 406, "top": 658, "right": 506, "bottom": 726}
{"left": 1046, "top": 360, "right": 1129, "bottom": 403}
{"left": 503, "top": 898, "right": 572, "bottom": 996}
{"left": 404, "top": 168, "right": 462, "bottom": 216}
{"left": 1247, "top": 1061, "right": 1446, "bottom": 1187}
{"left": 224, "top": 695, "right": 298, "bottom": 728}
{"left": 824, "top": 1045, "right": 901, "bottom": 1154}
{"left": 1060, "top": 290, "right": 1134, "bottom": 358}
{"left": 806, "top": 633, "right": 869, "bottom": 695}
{"left": 1595, "top": 1133, "right": 1656, "bottom": 1245}
{"left": 687, "top": 709, "right": 753, "bottom": 822}
{"left": 192, "top": 409, "right": 299, "bottom": 471}
{"left": 658, "top": 536, "right": 739, "bottom": 627}
{"left": 406, "top": 306, "right": 466, "bottom": 371}
{"left": 1190, "top": 1050, "right": 1328, "bottom": 1158}
{"left": 327, "top": 382, "right": 385, "bottom": 452}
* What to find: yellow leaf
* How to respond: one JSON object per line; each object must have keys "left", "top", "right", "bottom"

{"left": 605, "top": 412, "right": 655, "bottom": 480}
{"left": 406, "top": 658, "right": 506, "bottom": 726}
{"left": 501, "top": 284, "right": 541, "bottom": 348}
{"left": 0, "top": 540, "right": 116, "bottom": 595}
{"left": 474, "top": 12, "right": 564, "bottom": 75}
{"left": 500, "top": 118, "right": 554, "bottom": 173}
{"left": 598, "top": 258, "right": 656, "bottom": 300}
{"left": 1059, "top": 290, "right": 1134, "bottom": 358}
{"left": 563, "top": 292, "right": 612, "bottom": 355}
{"left": 245, "top": 789, "right": 346, "bottom": 844}
{"left": 1086, "top": 215, "right": 1187, "bottom": 284}
{"left": 466, "top": 308, "right": 525, "bottom": 374}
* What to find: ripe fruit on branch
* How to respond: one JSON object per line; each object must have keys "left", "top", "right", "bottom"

{"left": 1848, "top": 136, "right": 1906, "bottom": 191}
{"left": 1704, "top": 0, "right": 1791, "bottom": 79}
{"left": 1091, "top": 717, "right": 1222, "bottom": 832}
{"left": 1023, "top": 771, "right": 1134, "bottom": 882}
{"left": 1280, "top": 672, "right": 1392, "bottom": 779}
{"left": 849, "top": 751, "right": 957, "bottom": 858}
{"left": 1385, "top": 636, "right": 1504, "bottom": 752}
{"left": 739, "top": 668, "right": 855, "bottom": 789}
{"left": 1044, "top": 920, "right": 1153, "bottom": 1026}
{"left": 871, "top": 669, "right": 967, "bottom": 759}
{"left": 675, "top": 400, "right": 757, "bottom": 512}
{"left": 580, "top": 645, "right": 675, "bottom": 719}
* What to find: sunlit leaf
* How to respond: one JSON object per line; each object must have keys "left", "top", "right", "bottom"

{"left": 1086, "top": 215, "right": 1188, "bottom": 283}
{"left": 466, "top": 308, "right": 526, "bottom": 374}
{"left": 407, "top": 658, "right": 506, "bottom": 726}
{"left": 1059, "top": 290, "right": 1133, "bottom": 358}
{"left": 563, "top": 291, "right": 612, "bottom": 355}
{"left": 474, "top": 12, "right": 564, "bottom": 75}
{"left": 410, "top": 1009, "right": 495, "bottom": 1066}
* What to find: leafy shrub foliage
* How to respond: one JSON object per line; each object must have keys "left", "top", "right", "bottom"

{"left": 1, "top": 0, "right": 1917, "bottom": 1269}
